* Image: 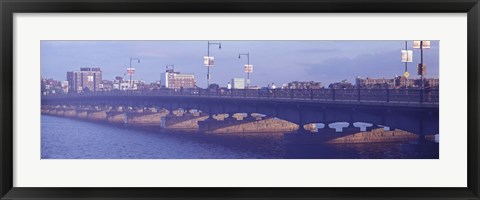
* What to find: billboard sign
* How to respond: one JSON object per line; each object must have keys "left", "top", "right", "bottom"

{"left": 244, "top": 64, "right": 253, "bottom": 73}
{"left": 401, "top": 50, "right": 413, "bottom": 62}
{"left": 417, "top": 64, "right": 426, "bottom": 75}
{"left": 204, "top": 56, "right": 214, "bottom": 67}
{"left": 127, "top": 68, "right": 135, "bottom": 75}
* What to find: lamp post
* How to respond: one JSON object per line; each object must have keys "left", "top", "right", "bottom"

{"left": 404, "top": 41, "right": 408, "bottom": 88}
{"left": 413, "top": 40, "right": 430, "bottom": 89}
{"left": 206, "top": 41, "right": 221, "bottom": 88}
{"left": 401, "top": 41, "right": 412, "bottom": 89}
{"left": 238, "top": 53, "right": 252, "bottom": 88}
{"left": 420, "top": 42, "right": 424, "bottom": 89}
{"left": 129, "top": 58, "right": 140, "bottom": 90}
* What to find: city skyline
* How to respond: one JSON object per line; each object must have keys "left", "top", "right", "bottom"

{"left": 41, "top": 40, "right": 439, "bottom": 88}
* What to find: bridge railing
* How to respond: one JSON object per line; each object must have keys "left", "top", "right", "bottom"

{"left": 357, "top": 89, "right": 388, "bottom": 102}
{"left": 44, "top": 88, "right": 439, "bottom": 104}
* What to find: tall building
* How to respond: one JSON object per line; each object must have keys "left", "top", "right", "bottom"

{"left": 161, "top": 69, "right": 196, "bottom": 89}
{"left": 66, "top": 67, "right": 102, "bottom": 93}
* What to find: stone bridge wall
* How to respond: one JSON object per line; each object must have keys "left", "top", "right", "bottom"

{"left": 199, "top": 117, "right": 298, "bottom": 134}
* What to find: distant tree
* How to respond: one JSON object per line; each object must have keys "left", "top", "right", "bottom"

{"left": 208, "top": 83, "right": 219, "bottom": 90}
{"left": 328, "top": 81, "right": 353, "bottom": 89}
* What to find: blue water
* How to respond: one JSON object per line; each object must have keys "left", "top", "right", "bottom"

{"left": 41, "top": 115, "right": 265, "bottom": 159}
{"left": 41, "top": 115, "right": 439, "bottom": 159}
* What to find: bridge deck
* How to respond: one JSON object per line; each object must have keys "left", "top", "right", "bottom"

{"left": 42, "top": 88, "right": 438, "bottom": 109}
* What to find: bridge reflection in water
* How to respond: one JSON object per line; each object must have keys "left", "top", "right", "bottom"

{"left": 41, "top": 88, "right": 439, "bottom": 159}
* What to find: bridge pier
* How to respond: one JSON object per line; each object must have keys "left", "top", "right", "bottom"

{"left": 76, "top": 110, "right": 88, "bottom": 119}
{"left": 199, "top": 116, "right": 298, "bottom": 134}
{"left": 163, "top": 113, "right": 208, "bottom": 130}
{"left": 326, "top": 128, "right": 419, "bottom": 144}
{"left": 54, "top": 109, "right": 65, "bottom": 116}
{"left": 107, "top": 111, "right": 127, "bottom": 124}
{"left": 64, "top": 109, "right": 77, "bottom": 117}
{"left": 126, "top": 112, "right": 164, "bottom": 126}
{"left": 87, "top": 110, "right": 107, "bottom": 121}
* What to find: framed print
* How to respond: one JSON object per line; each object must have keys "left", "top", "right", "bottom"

{"left": 1, "top": 0, "right": 479, "bottom": 199}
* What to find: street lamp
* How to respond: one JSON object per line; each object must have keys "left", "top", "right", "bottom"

{"left": 413, "top": 40, "right": 430, "bottom": 89}
{"left": 128, "top": 58, "right": 140, "bottom": 90}
{"left": 238, "top": 53, "right": 252, "bottom": 88}
{"left": 205, "top": 41, "right": 221, "bottom": 88}
{"left": 401, "top": 41, "right": 413, "bottom": 89}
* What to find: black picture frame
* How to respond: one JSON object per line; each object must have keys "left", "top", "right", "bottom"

{"left": 1, "top": 0, "right": 479, "bottom": 199}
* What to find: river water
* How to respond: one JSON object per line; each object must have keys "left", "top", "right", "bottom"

{"left": 41, "top": 115, "right": 439, "bottom": 159}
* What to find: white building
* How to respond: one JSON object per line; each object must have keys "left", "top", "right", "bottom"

{"left": 161, "top": 69, "right": 196, "bottom": 89}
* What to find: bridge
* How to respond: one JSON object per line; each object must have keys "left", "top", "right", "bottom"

{"left": 41, "top": 88, "right": 439, "bottom": 137}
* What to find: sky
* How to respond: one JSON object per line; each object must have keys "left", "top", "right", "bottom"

{"left": 41, "top": 40, "right": 439, "bottom": 88}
